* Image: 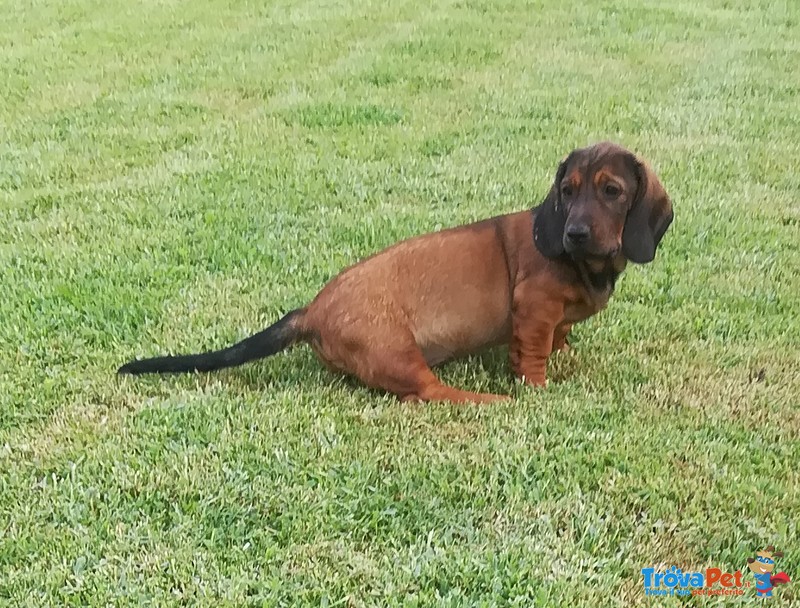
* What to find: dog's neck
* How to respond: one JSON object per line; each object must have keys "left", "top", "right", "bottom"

{"left": 572, "top": 254, "right": 627, "bottom": 307}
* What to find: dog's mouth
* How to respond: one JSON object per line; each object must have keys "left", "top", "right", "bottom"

{"left": 565, "top": 243, "right": 620, "bottom": 260}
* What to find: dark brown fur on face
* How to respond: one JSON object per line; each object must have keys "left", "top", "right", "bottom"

{"left": 119, "top": 142, "right": 674, "bottom": 403}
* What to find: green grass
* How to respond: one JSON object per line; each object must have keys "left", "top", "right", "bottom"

{"left": 2, "top": 0, "right": 799, "bottom": 605}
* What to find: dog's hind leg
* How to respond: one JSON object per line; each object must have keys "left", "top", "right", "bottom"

{"left": 403, "top": 380, "right": 511, "bottom": 404}
{"left": 355, "top": 338, "right": 509, "bottom": 404}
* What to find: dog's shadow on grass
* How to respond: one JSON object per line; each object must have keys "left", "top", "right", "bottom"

{"left": 437, "top": 346, "right": 584, "bottom": 394}
{"left": 121, "top": 342, "right": 589, "bottom": 405}
{"left": 218, "top": 348, "right": 343, "bottom": 394}
{"left": 217, "top": 344, "right": 585, "bottom": 400}
{"left": 547, "top": 348, "right": 585, "bottom": 384}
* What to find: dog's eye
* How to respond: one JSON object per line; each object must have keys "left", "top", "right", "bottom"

{"left": 561, "top": 184, "right": 573, "bottom": 197}
{"left": 604, "top": 183, "right": 621, "bottom": 198}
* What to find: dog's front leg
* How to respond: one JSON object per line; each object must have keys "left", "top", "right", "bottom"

{"left": 509, "top": 288, "right": 563, "bottom": 387}
{"left": 551, "top": 322, "right": 573, "bottom": 354}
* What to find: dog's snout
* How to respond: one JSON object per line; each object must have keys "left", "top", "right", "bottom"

{"left": 565, "top": 224, "right": 590, "bottom": 244}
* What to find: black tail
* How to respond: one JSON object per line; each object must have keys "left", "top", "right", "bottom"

{"left": 118, "top": 309, "right": 305, "bottom": 375}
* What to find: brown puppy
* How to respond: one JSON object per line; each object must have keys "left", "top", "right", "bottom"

{"left": 119, "top": 142, "right": 673, "bottom": 403}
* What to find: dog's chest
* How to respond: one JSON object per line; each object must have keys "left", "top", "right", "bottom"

{"left": 563, "top": 260, "right": 622, "bottom": 323}
{"left": 564, "top": 280, "right": 615, "bottom": 323}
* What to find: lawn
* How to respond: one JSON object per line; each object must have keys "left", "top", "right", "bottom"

{"left": 1, "top": 0, "right": 799, "bottom": 605}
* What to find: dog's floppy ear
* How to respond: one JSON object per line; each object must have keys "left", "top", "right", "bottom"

{"left": 622, "top": 158, "right": 674, "bottom": 264}
{"left": 533, "top": 155, "right": 571, "bottom": 258}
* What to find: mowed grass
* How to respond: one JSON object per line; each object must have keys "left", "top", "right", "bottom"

{"left": 1, "top": 0, "right": 799, "bottom": 605}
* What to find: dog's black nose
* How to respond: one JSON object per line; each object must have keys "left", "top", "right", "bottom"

{"left": 565, "top": 225, "right": 590, "bottom": 244}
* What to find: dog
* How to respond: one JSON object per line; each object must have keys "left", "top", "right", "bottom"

{"left": 119, "top": 141, "right": 673, "bottom": 403}
{"left": 747, "top": 546, "right": 791, "bottom": 597}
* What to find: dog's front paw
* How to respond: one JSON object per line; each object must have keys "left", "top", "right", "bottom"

{"left": 518, "top": 373, "right": 548, "bottom": 389}
{"left": 554, "top": 343, "right": 571, "bottom": 354}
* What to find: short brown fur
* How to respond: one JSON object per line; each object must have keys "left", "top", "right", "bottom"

{"left": 119, "top": 142, "right": 673, "bottom": 403}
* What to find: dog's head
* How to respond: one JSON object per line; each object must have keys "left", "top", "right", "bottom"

{"left": 747, "top": 546, "right": 784, "bottom": 575}
{"left": 533, "top": 142, "right": 673, "bottom": 264}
